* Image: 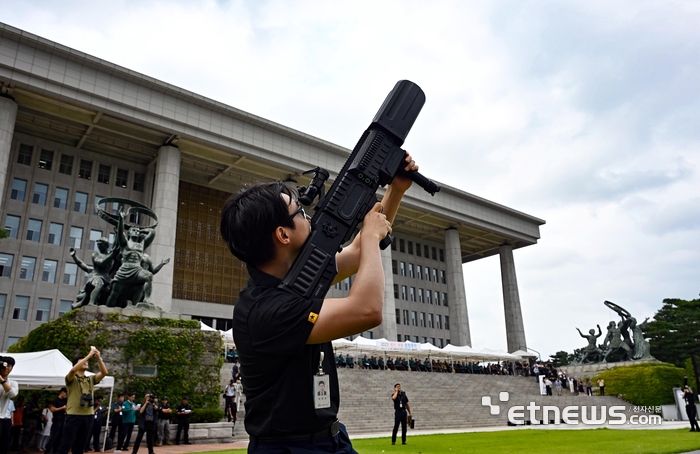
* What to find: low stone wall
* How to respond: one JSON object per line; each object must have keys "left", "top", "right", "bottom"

{"left": 176, "top": 422, "right": 236, "bottom": 444}
{"left": 559, "top": 358, "right": 659, "bottom": 379}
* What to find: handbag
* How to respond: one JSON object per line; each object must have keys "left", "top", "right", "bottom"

{"left": 407, "top": 414, "right": 415, "bottom": 429}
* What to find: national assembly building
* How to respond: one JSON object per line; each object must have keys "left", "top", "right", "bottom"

{"left": 0, "top": 23, "right": 545, "bottom": 353}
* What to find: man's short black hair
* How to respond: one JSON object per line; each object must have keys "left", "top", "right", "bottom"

{"left": 60, "top": 387, "right": 67, "bottom": 393}
{"left": 220, "top": 181, "right": 298, "bottom": 267}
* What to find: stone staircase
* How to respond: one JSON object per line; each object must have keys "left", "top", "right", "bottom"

{"left": 220, "top": 366, "right": 651, "bottom": 437}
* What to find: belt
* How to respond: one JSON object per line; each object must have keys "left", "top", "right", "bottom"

{"left": 251, "top": 419, "right": 340, "bottom": 443}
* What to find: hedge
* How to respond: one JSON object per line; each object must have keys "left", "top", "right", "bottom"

{"left": 593, "top": 362, "right": 686, "bottom": 407}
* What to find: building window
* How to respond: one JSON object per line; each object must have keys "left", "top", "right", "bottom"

{"left": 424, "top": 245, "right": 429, "bottom": 258}
{"left": 397, "top": 334, "right": 402, "bottom": 342}
{"left": 426, "top": 290, "right": 432, "bottom": 305}
{"left": 418, "top": 288, "right": 424, "bottom": 303}
{"left": 59, "top": 300, "right": 72, "bottom": 316}
{"left": 421, "top": 336, "right": 427, "bottom": 343}
{"left": 395, "top": 309, "right": 400, "bottom": 324}
{"left": 11, "top": 178, "right": 27, "bottom": 201}
{"left": 400, "top": 262, "right": 406, "bottom": 276}
{"left": 79, "top": 159, "right": 93, "bottom": 179}
{"left": 432, "top": 247, "right": 437, "bottom": 260}
{"left": 438, "top": 338, "right": 444, "bottom": 348}
{"left": 420, "top": 312, "right": 426, "bottom": 327}
{"left": 98, "top": 164, "right": 111, "bottom": 184}
{"left": 430, "top": 337, "right": 436, "bottom": 345}
{"left": 5, "top": 215, "right": 20, "bottom": 239}
{"left": 59, "top": 154, "right": 74, "bottom": 175}
{"left": 403, "top": 310, "right": 409, "bottom": 325}
{"left": 393, "top": 284, "right": 399, "bottom": 299}
{"left": 437, "top": 314, "right": 442, "bottom": 329}
{"left": 408, "top": 263, "right": 414, "bottom": 279}
{"left": 116, "top": 168, "right": 129, "bottom": 188}
{"left": 410, "top": 335, "right": 417, "bottom": 343}
{"left": 445, "top": 316, "right": 450, "bottom": 330}
{"left": 32, "top": 183, "right": 48, "bottom": 205}
{"left": 428, "top": 313, "right": 434, "bottom": 328}
{"left": 425, "top": 267, "right": 430, "bottom": 282}
{"left": 18, "top": 143, "right": 33, "bottom": 165}
{"left": 0, "top": 254, "right": 14, "bottom": 277}
{"left": 74, "top": 191, "right": 88, "bottom": 213}
{"left": 411, "top": 311, "right": 417, "bottom": 326}
{"left": 133, "top": 172, "right": 145, "bottom": 192}
{"left": 63, "top": 263, "right": 78, "bottom": 285}
{"left": 69, "top": 226, "right": 83, "bottom": 249}
{"left": 399, "top": 239, "right": 405, "bottom": 253}
{"left": 416, "top": 265, "right": 422, "bottom": 280}
{"left": 401, "top": 285, "right": 408, "bottom": 300}
{"left": 435, "top": 291, "right": 440, "bottom": 306}
{"left": 38, "top": 149, "right": 54, "bottom": 170}
{"left": 443, "top": 293, "right": 448, "bottom": 307}
{"left": 440, "top": 249, "right": 445, "bottom": 262}
{"left": 36, "top": 298, "right": 51, "bottom": 322}
{"left": 54, "top": 187, "right": 68, "bottom": 209}
{"left": 48, "top": 223, "right": 63, "bottom": 245}
{"left": 416, "top": 243, "right": 422, "bottom": 257}
{"left": 42, "top": 259, "right": 58, "bottom": 283}
{"left": 408, "top": 241, "right": 413, "bottom": 255}
{"left": 12, "top": 296, "right": 30, "bottom": 320}
{"left": 26, "top": 219, "right": 42, "bottom": 242}
{"left": 433, "top": 268, "right": 438, "bottom": 282}
{"left": 0, "top": 294, "right": 5, "bottom": 319}
{"left": 392, "top": 260, "right": 397, "bottom": 274}
{"left": 409, "top": 287, "right": 416, "bottom": 302}
{"left": 20, "top": 256, "right": 36, "bottom": 280}
{"left": 89, "top": 230, "right": 103, "bottom": 251}
{"left": 441, "top": 270, "right": 446, "bottom": 284}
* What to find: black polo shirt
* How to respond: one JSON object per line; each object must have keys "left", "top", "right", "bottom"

{"left": 393, "top": 392, "right": 409, "bottom": 412}
{"left": 233, "top": 265, "right": 338, "bottom": 438}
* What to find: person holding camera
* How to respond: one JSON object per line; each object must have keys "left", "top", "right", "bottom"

{"left": 683, "top": 385, "right": 699, "bottom": 432}
{"left": 56, "top": 347, "right": 108, "bottom": 454}
{"left": 391, "top": 383, "right": 412, "bottom": 445}
{"left": 220, "top": 153, "right": 417, "bottom": 453}
{"left": 131, "top": 393, "right": 158, "bottom": 454}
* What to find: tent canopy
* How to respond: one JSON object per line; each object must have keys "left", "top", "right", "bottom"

{"left": 7, "top": 349, "right": 115, "bottom": 390}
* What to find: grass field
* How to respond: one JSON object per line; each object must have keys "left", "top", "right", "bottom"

{"left": 199, "top": 428, "right": 700, "bottom": 454}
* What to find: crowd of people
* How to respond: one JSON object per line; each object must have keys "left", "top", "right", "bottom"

{"left": 334, "top": 354, "right": 545, "bottom": 375}
{"left": 0, "top": 353, "right": 195, "bottom": 454}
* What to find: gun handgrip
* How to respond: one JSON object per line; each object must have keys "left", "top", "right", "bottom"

{"left": 399, "top": 169, "right": 441, "bottom": 196}
{"left": 379, "top": 234, "right": 394, "bottom": 250}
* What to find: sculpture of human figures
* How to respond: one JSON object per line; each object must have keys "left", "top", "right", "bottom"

{"left": 576, "top": 325, "right": 603, "bottom": 363}
{"left": 630, "top": 317, "right": 651, "bottom": 359}
{"left": 141, "top": 254, "right": 171, "bottom": 305}
{"left": 69, "top": 238, "right": 119, "bottom": 308}
{"left": 105, "top": 210, "right": 158, "bottom": 308}
{"left": 601, "top": 321, "right": 632, "bottom": 363}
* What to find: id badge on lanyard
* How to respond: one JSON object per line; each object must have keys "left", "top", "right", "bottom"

{"left": 314, "top": 351, "right": 331, "bottom": 409}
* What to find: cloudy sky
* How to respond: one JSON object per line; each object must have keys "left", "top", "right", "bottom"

{"left": 3, "top": 0, "right": 699, "bottom": 358}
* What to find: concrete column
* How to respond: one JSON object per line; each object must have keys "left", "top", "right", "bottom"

{"left": 378, "top": 246, "right": 397, "bottom": 341}
{"left": 149, "top": 145, "right": 180, "bottom": 312}
{"left": 445, "top": 228, "right": 471, "bottom": 346}
{"left": 0, "top": 97, "right": 18, "bottom": 207}
{"left": 500, "top": 243, "right": 527, "bottom": 353}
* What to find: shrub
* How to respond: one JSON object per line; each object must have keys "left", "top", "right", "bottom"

{"left": 187, "top": 408, "right": 225, "bottom": 424}
{"left": 593, "top": 362, "right": 686, "bottom": 406}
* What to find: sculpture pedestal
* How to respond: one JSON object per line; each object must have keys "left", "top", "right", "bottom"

{"left": 81, "top": 304, "right": 191, "bottom": 320}
{"left": 559, "top": 358, "right": 659, "bottom": 379}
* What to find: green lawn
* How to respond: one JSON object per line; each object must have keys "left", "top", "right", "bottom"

{"left": 198, "top": 428, "right": 700, "bottom": 454}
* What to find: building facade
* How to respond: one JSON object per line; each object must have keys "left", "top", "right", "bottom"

{"left": 0, "top": 23, "right": 544, "bottom": 353}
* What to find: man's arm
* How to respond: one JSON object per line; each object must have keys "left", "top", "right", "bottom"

{"left": 406, "top": 401, "right": 412, "bottom": 416}
{"left": 67, "top": 348, "right": 97, "bottom": 381}
{"left": 306, "top": 203, "right": 391, "bottom": 344}
{"left": 93, "top": 349, "right": 108, "bottom": 383}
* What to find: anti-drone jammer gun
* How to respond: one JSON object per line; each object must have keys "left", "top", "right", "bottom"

{"left": 279, "top": 80, "right": 441, "bottom": 300}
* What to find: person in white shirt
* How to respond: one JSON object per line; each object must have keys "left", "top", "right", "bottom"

{"left": 39, "top": 402, "right": 53, "bottom": 451}
{"left": 0, "top": 356, "right": 19, "bottom": 454}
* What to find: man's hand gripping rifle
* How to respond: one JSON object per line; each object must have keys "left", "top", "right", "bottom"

{"left": 280, "top": 80, "right": 440, "bottom": 299}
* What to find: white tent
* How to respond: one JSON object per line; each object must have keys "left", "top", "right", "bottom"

{"left": 199, "top": 321, "right": 217, "bottom": 331}
{"left": 9, "top": 349, "right": 114, "bottom": 389}
{"left": 510, "top": 349, "right": 537, "bottom": 359}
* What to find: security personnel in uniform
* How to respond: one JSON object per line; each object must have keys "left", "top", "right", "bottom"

{"left": 391, "top": 384, "right": 412, "bottom": 445}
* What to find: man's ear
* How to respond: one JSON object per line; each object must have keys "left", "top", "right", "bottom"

{"left": 273, "top": 226, "right": 291, "bottom": 245}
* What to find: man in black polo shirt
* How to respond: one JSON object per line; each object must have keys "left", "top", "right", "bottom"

{"left": 45, "top": 388, "right": 67, "bottom": 454}
{"left": 220, "top": 154, "right": 417, "bottom": 453}
{"left": 391, "top": 383, "right": 412, "bottom": 445}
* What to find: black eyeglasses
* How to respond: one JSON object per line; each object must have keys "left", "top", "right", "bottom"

{"left": 282, "top": 203, "right": 308, "bottom": 225}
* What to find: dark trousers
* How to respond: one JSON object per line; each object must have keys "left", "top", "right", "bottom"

{"left": 57, "top": 415, "right": 94, "bottom": 454}
{"left": 85, "top": 420, "right": 103, "bottom": 451}
{"left": 23, "top": 419, "right": 38, "bottom": 449}
{"left": 132, "top": 421, "right": 155, "bottom": 454}
{"left": 117, "top": 422, "right": 134, "bottom": 450}
{"left": 600, "top": 386, "right": 605, "bottom": 396}
{"left": 175, "top": 420, "right": 189, "bottom": 444}
{"left": 0, "top": 419, "right": 11, "bottom": 454}
{"left": 392, "top": 411, "right": 407, "bottom": 444}
{"left": 248, "top": 422, "right": 356, "bottom": 453}
{"left": 45, "top": 416, "right": 65, "bottom": 454}
{"left": 109, "top": 415, "right": 122, "bottom": 441}
{"left": 688, "top": 404, "right": 700, "bottom": 431}
{"left": 10, "top": 425, "right": 22, "bottom": 450}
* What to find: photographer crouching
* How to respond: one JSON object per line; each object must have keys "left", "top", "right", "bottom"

{"left": 57, "top": 347, "right": 108, "bottom": 454}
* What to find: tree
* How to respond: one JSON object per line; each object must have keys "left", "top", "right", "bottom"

{"left": 645, "top": 297, "right": 700, "bottom": 393}
{"left": 549, "top": 350, "right": 571, "bottom": 367}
